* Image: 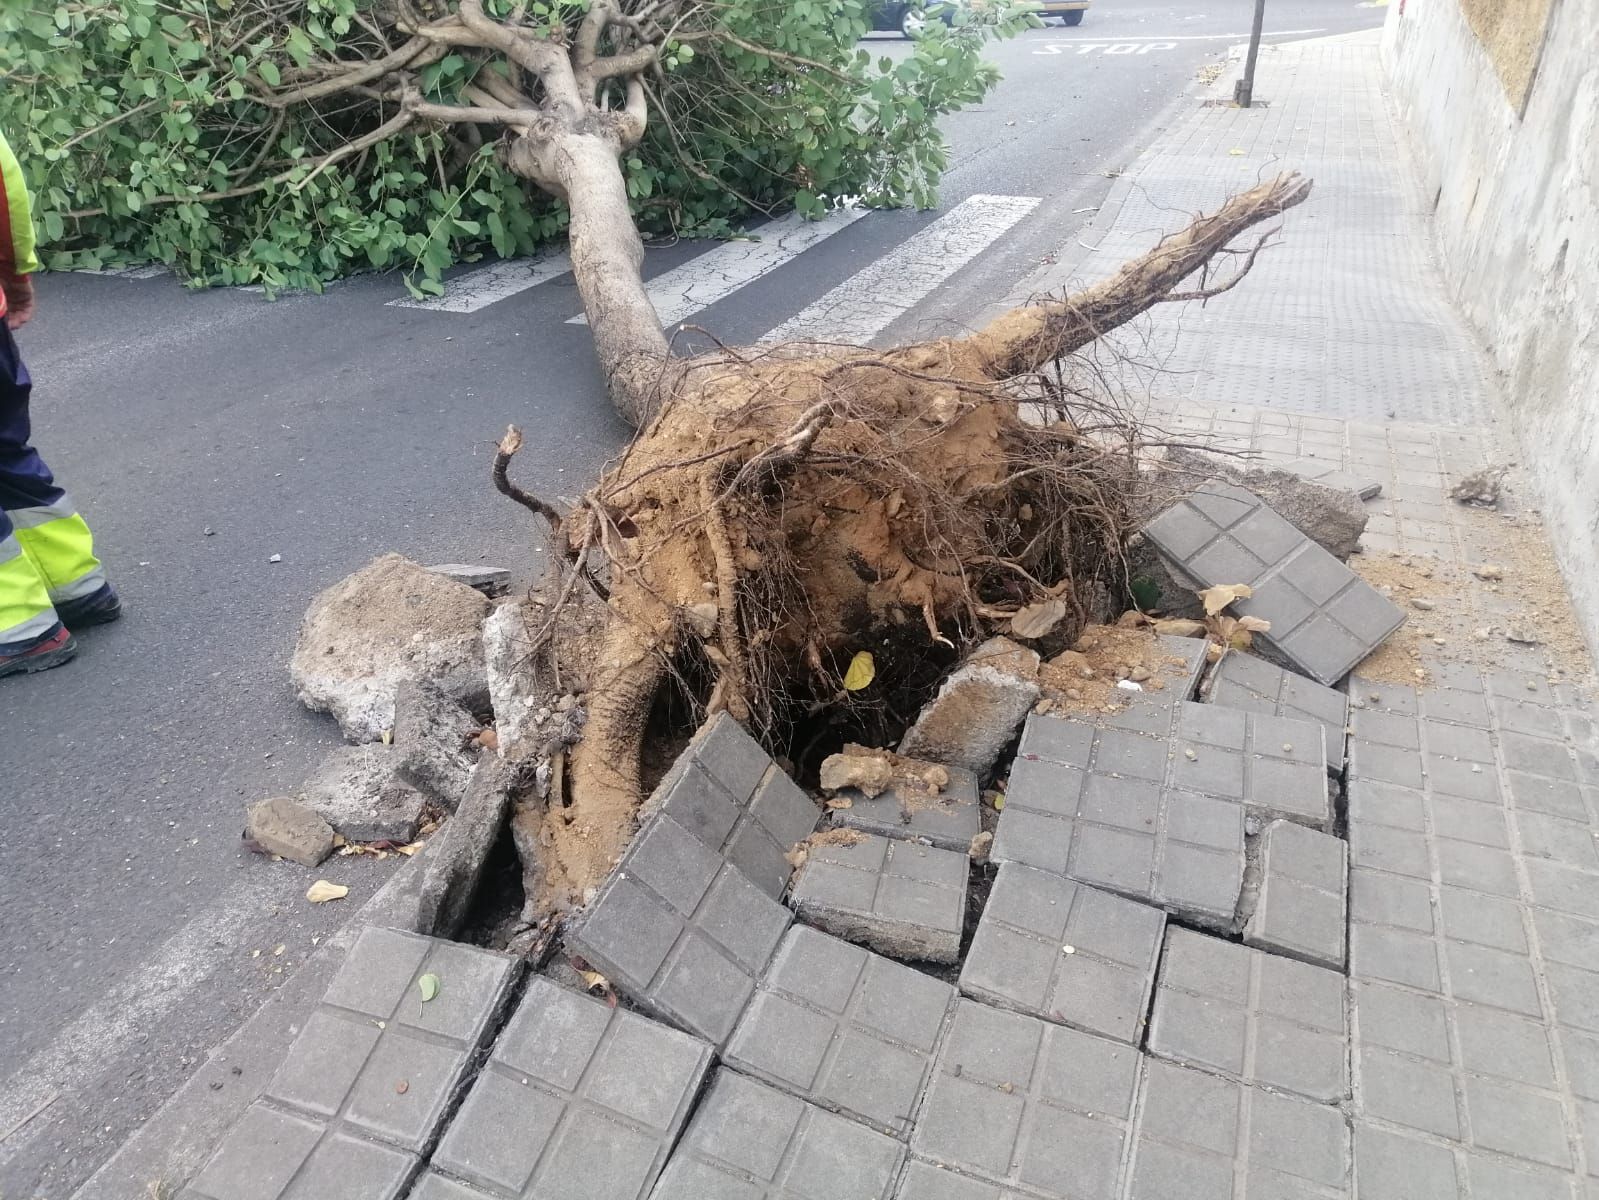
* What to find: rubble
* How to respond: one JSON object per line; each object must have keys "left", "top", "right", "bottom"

{"left": 244, "top": 796, "right": 335, "bottom": 867}
{"left": 295, "top": 745, "right": 425, "bottom": 843}
{"left": 818, "top": 750, "right": 896, "bottom": 798}
{"left": 392, "top": 678, "right": 481, "bottom": 809}
{"left": 425, "top": 562, "right": 511, "bottom": 596}
{"left": 898, "top": 636, "right": 1041, "bottom": 774}
{"left": 480, "top": 600, "right": 549, "bottom": 755}
{"left": 290, "top": 554, "right": 490, "bottom": 743}
{"left": 1449, "top": 466, "right": 1504, "bottom": 507}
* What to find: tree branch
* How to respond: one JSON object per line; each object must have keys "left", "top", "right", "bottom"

{"left": 257, "top": 36, "right": 433, "bottom": 108}
{"left": 493, "top": 425, "right": 566, "bottom": 533}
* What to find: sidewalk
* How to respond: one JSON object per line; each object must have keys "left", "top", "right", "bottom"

{"left": 80, "top": 31, "right": 1599, "bottom": 1200}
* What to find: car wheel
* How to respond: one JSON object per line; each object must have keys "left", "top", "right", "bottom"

{"left": 900, "top": 7, "right": 927, "bottom": 37}
{"left": 1061, "top": 9, "right": 1084, "bottom": 24}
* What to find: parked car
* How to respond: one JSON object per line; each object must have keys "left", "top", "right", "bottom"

{"left": 867, "top": 0, "right": 958, "bottom": 38}
{"left": 1036, "top": 0, "right": 1089, "bottom": 25}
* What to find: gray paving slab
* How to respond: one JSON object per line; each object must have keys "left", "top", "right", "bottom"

{"left": 1148, "top": 926, "right": 1347, "bottom": 1103}
{"left": 646, "top": 712, "right": 821, "bottom": 899}
{"left": 1143, "top": 481, "right": 1405, "bottom": 684}
{"left": 789, "top": 833, "right": 967, "bottom": 963}
{"left": 830, "top": 764, "right": 982, "bottom": 851}
{"left": 419, "top": 976, "right": 713, "bottom": 1200}
{"left": 1125, "top": 1057, "right": 1350, "bottom": 1199}
{"left": 181, "top": 1103, "right": 420, "bottom": 1200}
{"left": 566, "top": 807, "right": 793, "bottom": 1044}
{"left": 890, "top": 1161, "right": 1037, "bottom": 1200}
{"left": 1203, "top": 651, "right": 1349, "bottom": 771}
{"left": 959, "top": 863, "right": 1165, "bottom": 1045}
{"left": 909, "top": 998, "right": 1141, "bottom": 1200}
{"left": 1243, "top": 819, "right": 1348, "bottom": 970}
{"left": 724, "top": 925, "right": 956, "bottom": 1137}
{"left": 650, "top": 1068, "right": 906, "bottom": 1200}
{"left": 258, "top": 927, "right": 515, "bottom": 1154}
{"left": 1276, "top": 456, "right": 1383, "bottom": 500}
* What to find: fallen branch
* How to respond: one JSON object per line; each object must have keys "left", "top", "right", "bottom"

{"left": 492, "top": 425, "right": 565, "bottom": 534}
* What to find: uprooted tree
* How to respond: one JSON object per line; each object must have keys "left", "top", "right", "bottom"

{"left": 6, "top": 0, "right": 1311, "bottom": 917}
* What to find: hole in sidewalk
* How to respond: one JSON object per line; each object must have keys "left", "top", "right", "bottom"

{"left": 454, "top": 824, "right": 526, "bottom": 950}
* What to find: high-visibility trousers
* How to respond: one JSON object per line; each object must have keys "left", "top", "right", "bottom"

{"left": 0, "top": 324, "right": 107, "bottom": 652}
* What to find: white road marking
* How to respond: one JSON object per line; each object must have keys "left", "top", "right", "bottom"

{"left": 387, "top": 250, "right": 573, "bottom": 313}
{"left": 0, "top": 874, "right": 281, "bottom": 1164}
{"left": 760, "top": 193, "right": 1039, "bottom": 346}
{"left": 1033, "top": 27, "right": 1325, "bottom": 52}
{"left": 568, "top": 207, "right": 868, "bottom": 328}
{"left": 66, "top": 264, "right": 170, "bottom": 279}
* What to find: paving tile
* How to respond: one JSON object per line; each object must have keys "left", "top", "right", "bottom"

{"left": 1143, "top": 481, "right": 1405, "bottom": 684}
{"left": 1352, "top": 1123, "right": 1461, "bottom": 1200}
{"left": 650, "top": 1068, "right": 905, "bottom": 1200}
{"left": 909, "top": 999, "right": 1139, "bottom": 1200}
{"left": 420, "top": 976, "right": 712, "bottom": 1200}
{"left": 258, "top": 928, "right": 515, "bottom": 1156}
{"left": 1352, "top": 979, "right": 1450, "bottom": 1062}
{"left": 724, "top": 926, "right": 955, "bottom": 1136}
{"left": 789, "top": 833, "right": 967, "bottom": 963}
{"left": 182, "top": 1103, "right": 419, "bottom": 1200}
{"left": 648, "top": 713, "right": 821, "bottom": 899}
{"left": 1126, "top": 1057, "right": 1350, "bottom": 1199}
{"left": 1276, "top": 456, "right": 1383, "bottom": 499}
{"left": 831, "top": 764, "right": 982, "bottom": 851}
{"left": 959, "top": 863, "right": 1165, "bottom": 1044}
{"left": 1147, "top": 927, "right": 1347, "bottom": 1102}
{"left": 1203, "top": 650, "right": 1349, "bottom": 769}
{"left": 1243, "top": 818, "right": 1348, "bottom": 969}
{"left": 566, "top": 808, "right": 792, "bottom": 1044}
{"left": 890, "top": 1161, "right": 1035, "bottom": 1199}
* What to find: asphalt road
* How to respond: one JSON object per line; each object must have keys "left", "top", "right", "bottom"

{"left": 0, "top": 4, "right": 1381, "bottom": 1194}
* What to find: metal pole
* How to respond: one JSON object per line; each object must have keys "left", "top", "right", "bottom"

{"left": 1234, "top": 0, "right": 1267, "bottom": 107}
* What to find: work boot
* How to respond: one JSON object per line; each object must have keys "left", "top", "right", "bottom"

{"left": 0, "top": 625, "right": 77, "bottom": 678}
{"left": 55, "top": 582, "right": 122, "bottom": 627}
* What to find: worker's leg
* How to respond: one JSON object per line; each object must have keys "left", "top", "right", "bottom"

{"left": 0, "top": 325, "right": 118, "bottom": 628}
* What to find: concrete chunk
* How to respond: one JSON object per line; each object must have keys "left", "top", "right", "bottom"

{"left": 960, "top": 863, "right": 1165, "bottom": 1045}
{"left": 1244, "top": 819, "right": 1348, "bottom": 970}
{"left": 899, "top": 637, "right": 1041, "bottom": 774}
{"left": 295, "top": 745, "right": 424, "bottom": 843}
{"left": 290, "top": 553, "right": 490, "bottom": 742}
{"left": 246, "top": 796, "right": 336, "bottom": 867}
{"left": 724, "top": 926, "right": 956, "bottom": 1136}
{"left": 1143, "top": 481, "right": 1404, "bottom": 684}
{"left": 393, "top": 678, "right": 481, "bottom": 809}
{"left": 790, "top": 833, "right": 968, "bottom": 963}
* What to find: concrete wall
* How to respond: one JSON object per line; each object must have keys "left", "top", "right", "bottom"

{"left": 1382, "top": 0, "right": 1599, "bottom": 658}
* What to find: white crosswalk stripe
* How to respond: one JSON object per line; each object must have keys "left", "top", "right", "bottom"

{"left": 759, "top": 193, "right": 1039, "bottom": 345}
{"left": 566, "top": 206, "right": 868, "bottom": 328}
{"left": 386, "top": 249, "right": 574, "bottom": 313}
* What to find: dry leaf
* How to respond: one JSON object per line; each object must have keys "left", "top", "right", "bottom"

{"left": 1199, "top": 583, "right": 1254, "bottom": 616}
{"left": 380, "top": 729, "right": 393, "bottom": 746}
{"left": 784, "top": 845, "right": 809, "bottom": 870}
{"left": 1011, "top": 599, "right": 1067, "bottom": 640}
{"left": 1152, "top": 618, "right": 1205, "bottom": 638}
{"left": 417, "top": 973, "right": 440, "bottom": 1003}
{"left": 394, "top": 841, "right": 424, "bottom": 857}
{"left": 842, "top": 650, "right": 875, "bottom": 691}
{"left": 305, "top": 880, "right": 349, "bottom": 904}
{"left": 1236, "top": 615, "right": 1271, "bottom": 633}
{"left": 1115, "top": 609, "right": 1150, "bottom": 628}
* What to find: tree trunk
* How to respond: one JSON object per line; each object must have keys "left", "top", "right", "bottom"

{"left": 550, "top": 134, "right": 675, "bottom": 427}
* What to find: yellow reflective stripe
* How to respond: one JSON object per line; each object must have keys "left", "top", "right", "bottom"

{"left": 0, "top": 130, "right": 40, "bottom": 276}
{"left": 13, "top": 511, "right": 104, "bottom": 601}
{"left": 0, "top": 534, "right": 56, "bottom": 644}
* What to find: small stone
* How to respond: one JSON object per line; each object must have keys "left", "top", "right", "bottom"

{"left": 969, "top": 830, "right": 994, "bottom": 861}
{"left": 1129, "top": 666, "right": 1152, "bottom": 682}
{"left": 1183, "top": 747, "right": 1197, "bottom": 760}
{"left": 1410, "top": 598, "right": 1436, "bottom": 611}
{"left": 1282, "top": 743, "right": 1293, "bottom": 753}
{"left": 1507, "top": 627, "right": 1542, "bottom": 645}
{"left": 1473, "top": 563, "right": 1505, "bottom": 581}
{"left": 1432, "top": 637, "right": 1446, "bottom": 646}
{"left": 1080, "top": 667, "right": 1095, "bottom": 679}
{"left": 245, "top": 796, "right": 335, "bottom": 868}
{"left": 1066, "top": 688, "right": 1083, "bottom": 701}
{"left": 268, "top": 553, "right": 282, "bottom": 564}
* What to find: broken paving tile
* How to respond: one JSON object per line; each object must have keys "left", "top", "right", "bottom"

{"left": 181, "top": 1103, "right": 418, "bottom": 1200}
{"left": 1127, "top": 1058, "right": 1351, "bottom": 1199}
{"left": 651, "top": 1068, "right": 905, "bottom": 1200}
{"left": 959, "top": 862, "right": 1165, "bottom": 1045}
{"left": 426, "top": 563, "right": 511, "bottom": 596}
{"left": 246, "top": 795, "right": 335, "bottom": 867}
{"left": 909, "top": 999, "right": 1140, "bottom": 1200}
{"left": 1142, "top": 480, "right": 1405, "bottom": 685}
{"left": 393, "top": 677, "right": 482, "bottom": 809}
{"left": 423, "top": 976, "right": 712, "bottom": 1200}
{"left": 1276, "top": 457, "right": 1383, "bottom": 500}
{"left": 296, "top": 744, "right": 424, "bottom": 843}
{"left": 1148, "top": 926, "right": 1347, "bottom": 1103}
{"left": 899, "top": 636, "right": 1042, "bottom": 775}
{"left": 1204, "top": 651, "right": 1349, "bottom": 771}
{"left": 724, "top": 925, "right": 955, "bottom": 1136}
{"left": 261, "top": 927, "right": 516, "bottom": 1154}
{"left": 1243, "top": 819, "right": 1348, "bottom": 970}
{"left": 789, "top": 833, "right": 967, "bottom": 963}
{"left": 646, "top": 713, "right": 820, "bottom": 899}
{"left": 565, "top": 808, "right": 792, "bottom": 1045}
{"left": 830, "top": 763, "right": 982, "bottom": 851}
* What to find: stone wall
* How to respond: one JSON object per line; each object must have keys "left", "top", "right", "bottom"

{"left": 1383, "top": 0, "right": 1599, "bottom": 659}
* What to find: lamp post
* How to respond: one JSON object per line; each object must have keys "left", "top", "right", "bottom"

{"left": 1234, "top": 0, "right": 1267, "bottom": 107}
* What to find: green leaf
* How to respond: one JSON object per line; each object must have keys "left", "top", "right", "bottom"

{"left": 258, "top": 59, "right": 281, "bottom": 87}
{"left": 418, "top": 973, "right": 440, "bottom": 1003}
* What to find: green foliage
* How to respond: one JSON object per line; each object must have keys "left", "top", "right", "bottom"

{"left": 0, "top": 0, "right": 1031, "bottom": 293}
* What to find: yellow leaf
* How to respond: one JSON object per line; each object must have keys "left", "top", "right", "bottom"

{"left": 843, "top": 651, "right": 876, "bottom": 691}
{"left": 1198, "top": 583, "right": 1254, "bottom": 616}
{"left": 305, "top": 880, "right": 349, "bottom": 904}
{"left": 577, "top": 968, "right": 608, "bottom": 991}
{"left": 1228, "top": 147, "right": 1245, "bottom": 156}
{"left": 992, "top": 793, "right": 1006, "bottom": 811}
{"left": 395, "top": 841, "right": 424, "bottom": 857}
{"left": 418, "top": 973, "right": 440, "bottom": 1003}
